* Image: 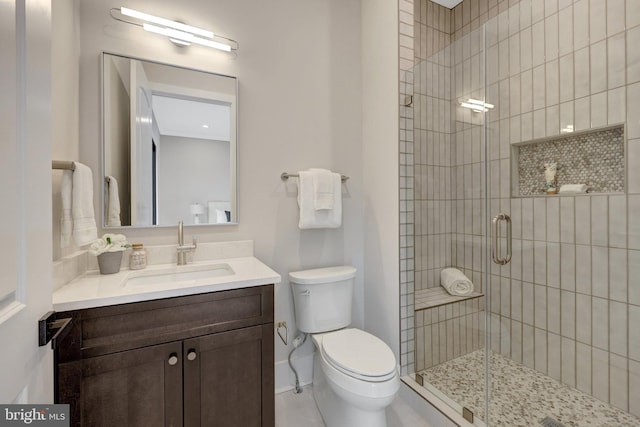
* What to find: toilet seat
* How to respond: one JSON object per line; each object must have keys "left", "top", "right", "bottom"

{"left": 320, "top": 328, "right": 397, "bottom": 382}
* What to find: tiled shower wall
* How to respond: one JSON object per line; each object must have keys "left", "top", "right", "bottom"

{"left": 404, "top": 0, "right": 640, "bottom": 418}
{"left": 480, "top": 0, "right": 640, "bottom": 417}
{"left": 414, "top": 1, "right": 454, "bottom": 295}
{"left": 516, "top": 126, "right": 625, "bottom": 195}
{"left": 399, "top": 0, "right": 415, "bottom": 376}
{"left": 415, "top": 298, "right": 484, "bottom": 371}
{"left": 413, "top": 1, "right": 487, "bottom": 373}
{"left": 414, "top": 0, "right": 452, "bottom": 63}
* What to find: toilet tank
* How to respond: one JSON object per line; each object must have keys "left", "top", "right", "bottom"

{"left": 289, "top": 266, "right": 356, "bottom": 333}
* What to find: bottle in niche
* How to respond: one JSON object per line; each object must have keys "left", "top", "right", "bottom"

{"left": 129, "top": 243, "right": 147, "bottom": 270}
{"left": 544, "top": 162, "right": 557, "bottom": 195}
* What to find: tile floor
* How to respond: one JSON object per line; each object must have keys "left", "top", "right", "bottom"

{"left": 275, "top": 384, "right": 444, "bottom": 427}
{"left": 419, "top": 350, "right": 640, "bottom": 427}
{"left": 275, "top": 386, "right": 326, "bottom": 427}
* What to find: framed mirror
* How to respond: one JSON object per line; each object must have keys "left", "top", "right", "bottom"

{"left": 102, "top": 52, "right": 237, "bottom": 228}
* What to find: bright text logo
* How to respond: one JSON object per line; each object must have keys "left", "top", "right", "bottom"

{"left": 0, "top": 405, "right": 68, "bottom": 426}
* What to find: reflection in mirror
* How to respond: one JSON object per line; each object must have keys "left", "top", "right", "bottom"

{"left": 102, "top": 52, "right": 237, "bottom": 227}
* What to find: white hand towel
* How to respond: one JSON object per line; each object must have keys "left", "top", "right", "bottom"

{"left": 106, "top": 176, "right": 121, "bottom": 227}
{"left": 309, "top": 168, "right": 336, "bottom": 210}
{"left": 440, "top": 268, "right": 474, "bottom": 296}
{"left": 297, "top": 170, "right": 342, "bottom": 229}
{"left": 60, "top": 170, "right": 73, "bottom": 248}
{"left": 559, "top": 184, "right": 588, "bottom": 194}
{"left": 72, "top": 163, "right": 98, "bottom": 246}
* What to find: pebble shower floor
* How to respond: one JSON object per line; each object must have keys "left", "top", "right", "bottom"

{"left": 418, "top": 350, "right": 640, "bottom": 427}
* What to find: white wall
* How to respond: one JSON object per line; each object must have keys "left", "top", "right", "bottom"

{"left": 74, "top": 0, "right": 364, "bottom": 391}
{"left": 52, "top": 0, "right": 80, "bottom": 260}
{"left": 157, "top": 136, "right": 230, "bottom": 225}
{"left": 362, "top": 0, "right": 400, "bottom": 359}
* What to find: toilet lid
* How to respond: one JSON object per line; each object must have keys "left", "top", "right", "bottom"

{"left": 321, "top": 329, "right": 397, "bottom": 381}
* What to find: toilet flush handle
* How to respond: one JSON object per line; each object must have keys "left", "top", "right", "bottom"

{"left": 299, "top": 290, "right": 311, "bottom": 296}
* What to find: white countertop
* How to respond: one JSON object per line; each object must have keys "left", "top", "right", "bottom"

{"left": 53, "top": 256, "right": 281, "bottom": 312}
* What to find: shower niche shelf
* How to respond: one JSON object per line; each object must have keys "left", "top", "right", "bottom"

{"left": 512, "top": 125, "right": 625, "bottom": 197}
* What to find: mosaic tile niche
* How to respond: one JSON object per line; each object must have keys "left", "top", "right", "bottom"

{"left": 514, "top": 125, "right": 625, "bottom": 196}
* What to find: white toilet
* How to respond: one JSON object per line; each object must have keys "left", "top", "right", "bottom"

{"left": 289, "top": 266, "right": 400, "bottom": 427}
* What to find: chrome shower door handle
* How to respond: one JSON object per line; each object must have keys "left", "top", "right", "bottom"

{"left": 504, "top": 214, "right": 512, "bottom": 263}
{"left": 491, "top": 215, "right": 500, "bottom": 264}
{"left": 491, "top": 213, "right": 512, "bottom": 265}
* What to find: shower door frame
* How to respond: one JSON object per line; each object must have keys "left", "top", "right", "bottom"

{"left": 402, "top": 18, "right": 496, "bottom": 425}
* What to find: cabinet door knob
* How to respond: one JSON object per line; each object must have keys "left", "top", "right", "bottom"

{"left": 168, "top": 353, "right": 179, "bottom": 366}
{"left": 187, "top": 349, "right": 197, "bottom": 361}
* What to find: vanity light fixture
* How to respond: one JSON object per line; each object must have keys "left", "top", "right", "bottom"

{"left": 111, "top": 7, "right": 238, "bottom": 52}
{"left": 459, "top": 98, "right": 494, "bottom": 113}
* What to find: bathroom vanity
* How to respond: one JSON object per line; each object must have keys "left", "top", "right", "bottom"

{"left": 52, "top": 255, "right": 279, "bottom": 427}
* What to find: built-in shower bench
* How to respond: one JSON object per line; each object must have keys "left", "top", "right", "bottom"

{"left": 414, "top": 287, "right": 483, "bottom": 311}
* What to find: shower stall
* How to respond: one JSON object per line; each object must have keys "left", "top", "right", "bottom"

{"left": 402, "top": 1, "right": 640, "bottom": 425}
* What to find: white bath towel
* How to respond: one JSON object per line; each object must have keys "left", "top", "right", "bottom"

{"left": 309, "top": 168, "right": 337, "bottom": 210}
{"left": 71, "top": 163, "right": 98, "bottom": 246}
{"left": 106, "top": 176, "right": 121, "bottom": 227}
{"left": 559, "top": 184, "right": 588, "bottom": 194}
{"left": 297, "top": 170, "right": 342, "bottom": 229}
{"left": 440, "top": 268, "right": 474, "bottom": 296}
{"left": 60, "top": 170, "right": 73, "bottom": 248}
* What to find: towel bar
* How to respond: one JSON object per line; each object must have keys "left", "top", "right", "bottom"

{"left": 281, "top": 172, "right": 349, "bottom": 182}
{"left": 52, "top": 160, "right": 75, "bottom": 171}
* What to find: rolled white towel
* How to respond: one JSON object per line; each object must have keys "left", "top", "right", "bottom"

{"left": 559, "top": 184, "right": 588, "bottom": 194}
{"left": 440, "top": 268, "right": 474, "bottom": 296}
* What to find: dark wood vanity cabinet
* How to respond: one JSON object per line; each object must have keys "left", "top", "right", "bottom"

{"left": 55, "top": 285, "right": 274, "bottom": 427}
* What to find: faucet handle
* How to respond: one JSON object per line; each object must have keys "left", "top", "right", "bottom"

{"left": 192, "top": 236, "right": 197, "bottom": 248}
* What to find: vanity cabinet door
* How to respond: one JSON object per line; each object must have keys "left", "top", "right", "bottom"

{"left": 61, "top": 341, "right": 183, "bottom": 427}
{"left": 183, "top": 324, "right": 274, "bottom": 427}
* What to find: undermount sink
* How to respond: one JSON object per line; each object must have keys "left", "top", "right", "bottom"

{"left": 125, "top": 263, "right": 234, "bottom": 288}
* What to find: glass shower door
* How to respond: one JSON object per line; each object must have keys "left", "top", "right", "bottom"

{"left": 412, "top": 20, "right": 491, "bottom": 425}
{"left": 481, "top": 1, "right": 639, "bottom": 425}
{"left": 413, "top": 1, "right": 640, "bottom": 426}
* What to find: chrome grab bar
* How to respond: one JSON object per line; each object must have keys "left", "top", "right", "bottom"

{"left": 491, "top": 213, "right": 512, "bottom": 265}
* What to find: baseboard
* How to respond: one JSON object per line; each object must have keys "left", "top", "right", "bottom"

{"left": 275, "top": 353, "right": 314, "bottom": 394}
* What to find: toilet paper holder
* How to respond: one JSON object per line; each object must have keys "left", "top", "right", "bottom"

{"left": 276, "top": 321, "right": 288, "bottom": 345}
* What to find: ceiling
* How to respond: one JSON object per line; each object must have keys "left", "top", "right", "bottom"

{"left": 432, "top": 0, "right": 463, "bottom": 8}
{"left": 152, "top": 95, "right": 231, "bottom": 141}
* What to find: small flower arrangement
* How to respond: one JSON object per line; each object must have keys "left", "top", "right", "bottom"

{"left": 89, "top": 234, "right": 130, "bottom": 256}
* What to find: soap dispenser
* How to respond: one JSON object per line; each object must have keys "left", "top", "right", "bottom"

{"left": 129, "top": 243, "right": 147, "bottom": 270}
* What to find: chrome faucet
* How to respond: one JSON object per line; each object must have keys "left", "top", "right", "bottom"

{"left": 177, "top": 220, "right": 197, "bottom": 265}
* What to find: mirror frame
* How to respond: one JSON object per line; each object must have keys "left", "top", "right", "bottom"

{"left": 100, "top": 51, "right": 238, "bottom": 229}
